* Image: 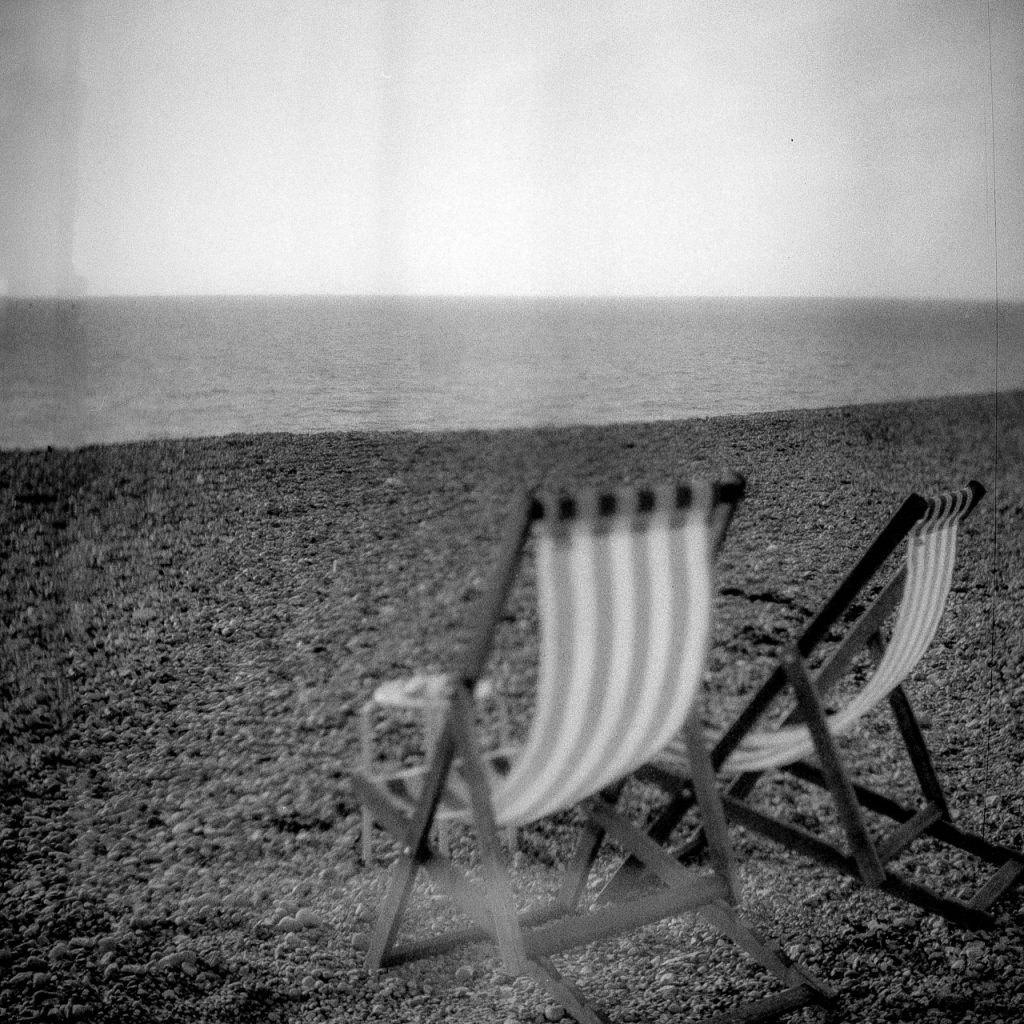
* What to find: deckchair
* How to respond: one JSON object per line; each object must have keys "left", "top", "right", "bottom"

{"left": 357, "top": 471, "right": 743, "bottom": 864}
{"left": 351, "top": 477, "right": 834, "bottom": 1024}
{"left": 618, "top": 480, "right": 1024, "bottom": 930}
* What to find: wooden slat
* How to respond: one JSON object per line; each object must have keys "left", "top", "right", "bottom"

{"left": 794, "top": 492, "right": 928, "bottom": 656}
{"left": 968, "top": 860, "right": 1024, "bottom": 912}
{"left": 523, "top": 956, "right": 611, "bottom": 1024}
{"left": 877, "top": 873, "right": 995, "bottom": 931}
{"left": 799, "top": 570, "right": 905, "bottom": 701}
{"left": 782, "top": 760, "right": 918, "bottom": 824}
{"left": 588, "top": 798, "right": 730, "bottom": 897}
{"left": 784, "top": 650, "right": 885, "bottom": 885}
{"left": 683, "top": 719, "right": 739, "bottom": 900}
{"left": 366, "top": 850, "right": 421, "bottom": 970}
{"left": 722, "top": 795, "right": 857, "bottom": 876}
{"left": 454, "top": 488, "right": 535, "bottom": 690}
{"left": 924, "top": 819, "right": 1024, "bottom": 863}
{"left": 533, "top": 476, "right": 745, "bottom": 522}
{"left": 887, "top": 684, "right": 950, "bottom": 816}
{"left": 557, "top": 817, "right": 613, "bottom": 916}
{"left": 703, "top": 985, "right": 826, "bottom": 1024}
{"left": 774, "top": 761, "right": 1024, "bottom": 873}
{"left": 877, "top": 804, "right": 944, "bottom": 863}
{"left": 524, "top": 880, "right": 728, "bottom": 959}
{"left": 698, "top": 902, "right": 832, "bottom": 995}
{"left": 448, "top": 683, "right": 527, "bottom": 973}
{"left": 381, "top": 901, "right": 569, "bottom": 967}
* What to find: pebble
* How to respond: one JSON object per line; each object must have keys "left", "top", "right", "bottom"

{"left": 294, "top": 907, "right": 321, "bottom": 928}
{"left": 3, "top": 413, "right": 1023, "bottom": 1023}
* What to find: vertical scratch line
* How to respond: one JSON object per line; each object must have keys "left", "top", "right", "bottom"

{"left": 982, "top": 0, "right": 1000, "bottom": 836}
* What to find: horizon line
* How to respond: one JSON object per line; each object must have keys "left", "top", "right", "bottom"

{"left": 3, "top": 291, "right": 1020, "bottom": 304}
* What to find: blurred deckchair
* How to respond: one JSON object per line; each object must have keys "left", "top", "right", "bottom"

{"left": 357, "top": 471, "right": 742, "bottom": 863}
{"left": 351, "top": 477, "right": 834, "bottom": 1024}
{"left": 620, "top": 481, "right": 1024, "bottom": 929}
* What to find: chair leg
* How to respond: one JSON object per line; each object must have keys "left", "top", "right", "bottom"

{"left": 596, "top": 776, "right": 703, "bottom": 904}
{"left": 558, "top": 784, "right": 626, "bottom": 913}
{"left": 783, "top": 649, "right": 886, "bottom": 886}
{"left": 367, "top": 851, "right": 422, "bottom": 970}
{"left": 493, "top": 692, "right": 518, "bottom": 851}
{"left": 684, "top": 719, "right": 739, "bottom": 903}
{"left": 361, "top": 807, "right": 374, "bottom": 865}
{"left": 700, "top": 901, "right": 834, "bottom": 1003}
{"left": 887, "top": 684, "right": 950, "bottom": 817}
{"left": 559, "top": 819, "right": 610, "bottom": 915}
{"left": 449, "top": 685, "right": 528, "bottom": 974}
{"left": 522, "top": 956, "right": 611, "bottom": 1024}
{"left": 359, "top": 703, "right": 375, "bottom": 863}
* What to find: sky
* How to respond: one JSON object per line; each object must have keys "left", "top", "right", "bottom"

{"left": 1, "top": 0, "right": 1022, "bottom": 299}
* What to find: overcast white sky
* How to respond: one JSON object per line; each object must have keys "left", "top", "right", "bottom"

{"left": 2, "top": 0, "right": 1022, "bottom": 298}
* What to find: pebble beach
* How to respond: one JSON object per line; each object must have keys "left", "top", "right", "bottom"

{"left": 2, "top": 390, "right": 1023, "bottom": 1023}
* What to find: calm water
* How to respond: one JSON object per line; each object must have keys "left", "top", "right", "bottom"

{"left": 1, "top": 295, "right": 1020, "bottom": 450}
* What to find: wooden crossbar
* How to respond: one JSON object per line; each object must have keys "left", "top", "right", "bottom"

{"left": 876, "top": 804, "right": 944, "bottom": 864}
{"left": 525, "top": 880, "right": 729, "bottom": 959}
{"left": 530, "top": 476, "right": 746, "bottom": 523}
{"left": 877, "top": 875, "right": 996, "bottom": 931}
{"left": 380, "top": 901, "right": 574, "bottom": 968}
{"left": 722, "top": 796, "right": 856, "bottom": 876}
{"left": 970, "top": 861, "right": 1024, "bottom": 913}
{"left": 704, "top": 985, "right": 826, "bottom": 1024}
{"left": 781, "top": 758, "right": 1024, "bottom": 871}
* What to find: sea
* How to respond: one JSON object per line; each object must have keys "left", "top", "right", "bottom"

{"left": 1, "top": 295, "right": 1021, "bottom": 451}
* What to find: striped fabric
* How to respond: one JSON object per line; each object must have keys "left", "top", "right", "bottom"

{"left": 379, "top": 480, "right": 726, "bottom": 829}
{"left": 489, "top": 482, "right": 716, "bottom": 827}
{"left": 661, "top": 484, "right": 976, "bottom": 777}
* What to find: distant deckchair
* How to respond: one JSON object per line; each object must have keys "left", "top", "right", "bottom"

{"left": 351, "top": 477, "right": 834, "bottom": 1024}
{"left": 618, "top": 481, "right": 1024, "bottom": 930}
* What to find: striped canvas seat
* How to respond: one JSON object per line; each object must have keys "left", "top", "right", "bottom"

{"left": 493, "top": 483, "right": 715, "bottom": 825}
{"left": 373, "top": 482, "right": 716, "bottom": 827}
{"left": 619, "top": 480, "right": 1023, "bottom": 931}
{"left": 351, "top": 475, "right": 835, "bottom": 1024}
{"left": 658, "top": 482, "right": 978, "bottom": 776}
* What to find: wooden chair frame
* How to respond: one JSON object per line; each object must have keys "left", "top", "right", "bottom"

{"left": 614, "top": 481, "right": 1024, "bottom": 930}
{"left": 351, "top": 481, "right": 834, "bottom": 1023}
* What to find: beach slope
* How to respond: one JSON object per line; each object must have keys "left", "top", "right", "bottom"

{"left": 2, "top": 391, "right": 1023, "bottom": 1022}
